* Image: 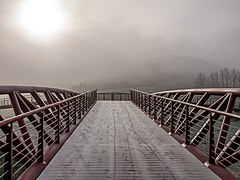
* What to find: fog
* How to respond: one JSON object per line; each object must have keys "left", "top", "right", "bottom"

{"left": 1, "top": 0, "right": 240, "bottom": 89}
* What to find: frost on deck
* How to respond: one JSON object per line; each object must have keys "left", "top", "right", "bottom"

{"left": 38, "top": 101, "right": 220, "bottom": 180}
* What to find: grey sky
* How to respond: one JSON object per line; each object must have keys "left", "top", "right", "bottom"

{"left": 0, "top": 0, "right": 240, "bottom": 86}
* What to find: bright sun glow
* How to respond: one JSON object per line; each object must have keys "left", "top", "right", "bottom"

{"left": 18, "top": 0, "right": 65, "bottom": 37}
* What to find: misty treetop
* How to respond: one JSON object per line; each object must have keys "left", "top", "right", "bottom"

{"left": 195, "top": 68, "right": 240, "bottom": 88}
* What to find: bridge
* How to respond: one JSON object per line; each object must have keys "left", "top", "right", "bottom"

{"left": 0, "top": 86, "right": 239, "bottom": 179}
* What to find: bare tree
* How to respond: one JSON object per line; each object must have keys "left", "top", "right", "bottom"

{"left": 236, "top": 70, "right": 240, "bottom": 87}
{"left": 195, "top": 68, "right": 240, "bottom": 88}
{"left": 231, "top": 68, "right": 240, "bottom": 87}
{"left": 195, "top": 72, "right": 206, "bottom": 87}
{"left": 209, "top": 72, "right": 219, "bottom": 87}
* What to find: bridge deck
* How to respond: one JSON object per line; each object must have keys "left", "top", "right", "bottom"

{"left": 38, "top": 101, "right": 220, "bottom": 180}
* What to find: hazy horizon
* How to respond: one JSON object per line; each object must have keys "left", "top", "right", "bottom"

{"left": 1, "top": 0, "right": 240, "bottom": 88}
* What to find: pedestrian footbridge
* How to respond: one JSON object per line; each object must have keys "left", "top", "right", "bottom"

{"left": 0, "top": 86, "right": 239, "bottom": 179}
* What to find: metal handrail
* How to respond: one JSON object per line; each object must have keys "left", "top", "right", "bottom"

{"left": 130, "top": 88, "right": 240, "bottom": 179}
{"left": 130, "top": 88, "right": 240, "bottom": 120}
{"left": 0, "top": 86, "right": 98, "bottom": 180}
{"left": 0, "top": 89, "right": 98, "bottom": 127}
{"left": 0, "top": 85, "right": 80, "bottom": 94}
{"left": 97, "top": 92, "right": 130, "bottom": 101}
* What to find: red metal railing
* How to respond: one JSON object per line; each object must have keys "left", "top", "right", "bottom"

{"left": 0, "top": 86, "right": 97, "bottom": 180}
{"left": 1, "top": 86, "right": 239, "bottom": 179}
{"left": 130, "top": 88, "right": 240, "bottom": 179}
{"left": 97, "top": 92, "right": 130, "bottom": 101}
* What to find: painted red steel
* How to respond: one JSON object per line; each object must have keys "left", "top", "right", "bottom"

{"left": 130, "top": 88, "right": 240, "bottom": 179}
{"left": 0, "top": 86, "right": 97, "bottom": 180}
{"left": 1, "top": 87, "right": 239, "bottom": 179}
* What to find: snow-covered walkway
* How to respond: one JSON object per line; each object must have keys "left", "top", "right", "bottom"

{"left": 38, "top": 101, "right": 219, "bottom": 180}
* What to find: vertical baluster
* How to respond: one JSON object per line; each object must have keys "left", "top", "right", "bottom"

{"left": 136, "top": 92, "right": 139, "bottom": 106}
{"left": 208, "top": 113, "right": 215, "bottom": 164}
{"left": 56, "top": 105, "right": 60, "bottom": 143}
{"left": 161, "top": 100, "right": 164, "bottom": 126}
{"left": 144, "top": 94, "right": 147, "bottom": 113}
{"left": 170, "top": 101, "right": 174, "bottom": 133}
{"left": 74, "top": 98, "right": 77, "bottom": 124}
{"left": 185, "top": 105, "right": 190, "bottom": 145}
{"left": 139, "top": 93, "right": 141, "bottom": 108}
{"left": 81, "top": 95, "right": 84, "bottom": 117}
{"left": 37, "top": 111, "right": 44, "bottom": 163}
{"left": 84, "top": 94, "right": 87, "bottom": 113}
{"left": 111, "top": 93, "right": 114, "bottom": 101}
{"left": 132, "top": 91, "right": 135, "bottom": 103}
{"left": 86, "top": 94, "right": 88, "bottom": 110}
{"left": 4, "top": 123, "right": 13, "bottom": 180}
{"left": 94, "top": 90, "right": 97, "bottom": 103}
{"left": 148, "top": 95, "right": 151, "bottom": 116}
{"left": 78, "top": 97, "right": 81, "bottom": 120}
{"left": 67, "top": 101, "right": 70, "bottom": 132}
{"left": 154, "top": 96, "right": 157, "bottom": 120}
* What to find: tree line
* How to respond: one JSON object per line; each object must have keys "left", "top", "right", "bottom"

{"left": 195, "top": 68, "right": 240, "bottom": 88}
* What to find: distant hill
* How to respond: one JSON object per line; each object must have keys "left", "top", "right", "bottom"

{"left": 96, "top": 56, "right": 220, "bottom": 84}
{"left": 73, "top": 56, "right": 220, "bottom": 92}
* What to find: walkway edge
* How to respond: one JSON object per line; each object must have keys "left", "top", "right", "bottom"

{"left": 18, "top": 102, "right": 96, "bottom": 180}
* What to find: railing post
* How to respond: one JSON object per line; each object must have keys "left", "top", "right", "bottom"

{"left": 144, "top": 94, "right": 147, "bottom": 113}
{"left": 130, "top": 91, "right": 132, "bottom": 102}
{"left": 170, "top": 101, "right": 174, "bottom": 133}
{"left": 81, "top": 95, "right": 84, "bottom": 116}
{"left": 88, "top": 93, "right": 91, "bottom": 106}
{"left": 84, "top": 94, "right": 86, "bottom": 112}
{"left": 185, "top": 105, "right": 190, "bottom": 145}
{"left": 74, "top": 98, "right": 77, "bottom": 124}
{"left": 90, "top": 92, "right": 92, "bottom": 106}
{"left": 148, "top": 95, "right": 151, "bottom": 116}
{"left": 91, "top": 92, "right": 93, "bottom": 106}
{"left": 90, "top": 93, "right": 92, "bottom": 107}
{"left": 94, "top": 91, "right": 97, "bottom": 103}
{"left": 78, "top": 97, "right": 82, "bottom": 120}
{"left": 56, "top": 105, "right": 60, "bottom": 143}
{"left": 139, "top": 93, "right": 141, "bottom": 109}
{"left": 133, "top": 91, "right": 135, "bottom": 103}
{"left": 134, "top": 91, "right": 135, "bottom": 102}
{"left": 88, "top": 93, "right": 90, "bottom": 108}
{"left": 37, "top": 111, "right": 44, "bottom": 163}
{"left": 136, "top": 92, "right": 138, "bottom": 106}
{"left": 208, "top": 113, "right": 215, "bottom": 164}
{"left": 88, "top": 93, "right": 90, "bottom": 109}
{"left": 67, "top": 101, "right": 70, "bottom": 132}
{"left": 86, "top": 94, "right": 89, "bottom": 110}
{"left": 4, "top": 123, "right": 13, "bottom": 180}
{"left": 139, "top": 93, "right": 141, "bottom": 107}
{"left": 154, "top": 96, "right": 157, "bottom": 120}
{"left": 85, "top": 94, "right": 87, "bottom": 113}
{"left": 160, "top": 100, "right": 164, "bottom": 125}
{"left": 91, "top": 92, "right": 94, "bottom": 105}
{"left": 111, "top": 93, "right": 114, "bottom": 101}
